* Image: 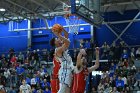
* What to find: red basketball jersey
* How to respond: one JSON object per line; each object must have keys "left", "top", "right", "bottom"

{"left": 52, "top": 57, "right": 61, "bottom": 77}
{"left": 51, "top": 57, "right": 61, "bottom": 93}
{"left": 51, "top": 78, "right": 59, "bottom": 93}
{"left": 72, "top": 68, "right": 89, "bottom": 93}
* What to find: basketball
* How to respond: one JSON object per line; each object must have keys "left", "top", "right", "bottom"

{"left": 52, "top": 24, "right": 63, "bottom": 33}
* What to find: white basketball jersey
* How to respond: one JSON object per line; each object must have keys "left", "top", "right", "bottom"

{"left": 57, "top": 49, "right": 74, "bottom": 69}
{"left": 20, "top": 84, "right": 30, "bottom": 93}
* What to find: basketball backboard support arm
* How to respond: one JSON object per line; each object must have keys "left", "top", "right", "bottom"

{"left": 70, "top": 0, "right": 103, "bottom": 27}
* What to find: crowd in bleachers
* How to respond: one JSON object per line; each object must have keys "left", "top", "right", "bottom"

{"left": 0, "top": 48, "right": 52, "bottom": 93}
{"left": 90, "top": 41, "right": 140, "bottom": 93}
{"left": 0, "top": 40, "right": 140, "bottom": 93}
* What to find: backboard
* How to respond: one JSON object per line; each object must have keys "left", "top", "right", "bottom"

{"left": 70, "top": 0, "right": 103, "bottom": 26}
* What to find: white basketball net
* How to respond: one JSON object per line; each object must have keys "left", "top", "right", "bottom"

{"left": 65, "top": 15, "right": 80, "bottom": 35}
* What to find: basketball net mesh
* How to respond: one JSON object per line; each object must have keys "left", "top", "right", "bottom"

{"left": 64, "top": 14, "right": 80, "bottom": 35}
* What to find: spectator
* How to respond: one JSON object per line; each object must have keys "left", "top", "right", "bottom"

{"left": 30, "top": 56, "right": 37, "bottom": 71}
{"left": 43, "top": 86, "right": 51, "bottom": 93}
{"left": 9, "top": 48, "right": 15, "bottom": 59}
{"left": 116, "top": 76, "right": 124, "bottom": 92}
{"left": 0, "top": 74, "right": 6, "bottom": 87}
{"left": 31, "top": 75, "right": 37, "bottom": 88}
{"left": 44, "top": 73, "right": 50, "bottom": 83}
{"left": 10, "top": 68, "right": 17, "bottom": 87}
{"left": 40, "top": 68, "right": 45, "bottom": 77}
{"left": 123, "top": 59, "right": 129, "bottom": 68}
{"left": 4, "top": 68, "right": 11, "bottom": 86}
{"left": 121, "top": 76, "right": 127, "bottom": 87}
{"left": 104, "top": 83, "right": 112, "bottom": 93}
{"left": 110, "top": 42, "right": 116, "bottom": 60}
{"left": 16, "top": 66, "right": 25, "bottom": 83}
{"left": 130, "top": 48, "right": 136, "bottom": 61}
{"left": 0, "top": 82, "right": 6, "bottom": 93}
{"left": 134, "top": 69, "right": 140, "bottom": 89}
{"left": 109, "top": 76, "right": 116, "bottom": 88}
{"left": 101, "top": 42, "right": 110, "bottom": 59}
{"left": 125, "top": 86, "right": 130, "bottom": 93}
{"left": 18, "top": 52, "right": 24, "bottom": 64}
{"left": 91, "top": 86, "right": 97, "bottom": 93}
{"left": 80, "top": 39, "right": 84, "bottom": 48}
{"left": 24, "top": 57, "right": 29, "bottom": 68}
{"left": 0, "top": 54, "right": 8, "bottom": 68}
{"left": 122, "top": 49, "right": 129, "bottom": 67}
{"left": 4, "top": 68, "right": 10, "bottom": 79}
{"left": 40, "top": 79, "right": 50, "bottom": 90}
{"left": 97, "top": 82, "right": 104, "bottom": 93}
{"left": 31, "top": 86, "right": 37, "bottom": 93}
{"left": 121, "top": 49, "right": 129, "bottom": 60}
{"left": 26, "top": 51, "right": 32, "bottom": 61}
{"left": 37, "top": 88, "right": 43, "bottom": 93}
{"left": 109, "top": 63, "right": 116, "bottom": 77}
{"left": 112, "top": 87, "right": 119, "bottom": 93}
{"left": 9, "top": 86, "right": 16, "bottom": 93}
{"left": 10, "top": 55, "right": 17, "bottom": 68}
{"left": 101, "top": 71, "right": 108, "bottom": 79}
{"left": 26, "top": 76, "right": 31, "bottom": 85}
{"left": 31, "top": 50, "right": 39, "bottom": 61}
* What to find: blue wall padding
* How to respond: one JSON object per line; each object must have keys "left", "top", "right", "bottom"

{"left": 96, "top": 25, "right": 116, "bottom": 46}
{"left": 0, "top": 21, "right": 27, "bottom": 52}
{"left": 104, "top": 9, "right": 139, "bottom": 22}
{"left": 96, "top": 9, "right": 140, "bottom": 46}
{"left": 31, "top": 16, "right": 91, "bottom": 50}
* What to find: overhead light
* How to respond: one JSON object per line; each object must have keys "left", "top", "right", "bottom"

{"left": 76, "top": 0, "right": 80, "bottom": 4}
{"left": 0, "top": 8, "right": 5, "bottom": 12}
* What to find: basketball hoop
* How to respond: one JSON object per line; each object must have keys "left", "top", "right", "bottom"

{"left": 64, "top": 13, "right": 80, "bottom": 35}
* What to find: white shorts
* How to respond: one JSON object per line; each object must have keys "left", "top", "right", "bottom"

{"left": 58, "top": 68, "right": 73, "bottom": 87}
{"left": 57, "top": 83, "right": 70, "bottom": 93}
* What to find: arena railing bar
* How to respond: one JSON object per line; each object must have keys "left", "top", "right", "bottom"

{"left": 9, "top": 23, "right": 90, "bottom": 32}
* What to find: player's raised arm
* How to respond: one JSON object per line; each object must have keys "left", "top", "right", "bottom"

{"left": 76, "top": 49, "right": 87, "bottom": 69}
{"left": 88, "top": 47, "right": 100, "bottom": 73}
{"left": 51, "top": 24, "right": 70, "bottom": 57}
{"left": 63, "top": 28, "right": 69, "bottom": 39}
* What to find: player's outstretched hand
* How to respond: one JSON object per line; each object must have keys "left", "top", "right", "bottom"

{"left": 80, "top": 49, "right": 87, "bottom": 56}
{"left": 95, "top": 47, "right": 99, "bottom": 55}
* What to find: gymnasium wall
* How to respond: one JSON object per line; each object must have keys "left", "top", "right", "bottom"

{"left": 0, "top": 20, "right": 28, "bottom": 52}
{"left": 95, "top": 9, "right": 140, "bottom": 46}
{"left": 31, "top": 16, "right": 91, "bottom": 50}
{"left": 1, "top": 9, "right": 140, "bottom": 52}
{"left": 0, "top": 16, "right": 91, "bottom": 52}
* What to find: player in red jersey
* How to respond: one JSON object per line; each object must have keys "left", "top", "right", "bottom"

{"left": 72, "top": 48, "right": 99, "bottom": 93}
{"left": 51, "top": 57, "right": 61, "bottom": 93}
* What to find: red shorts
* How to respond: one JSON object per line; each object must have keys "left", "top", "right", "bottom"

{"left": 51, "top": 78, "right": 59, "bottom": 93}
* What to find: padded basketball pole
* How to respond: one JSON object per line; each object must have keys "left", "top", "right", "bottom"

{"left": 27, "top": 20, "right": 32, "bottom": 48}
{"left": 114, "top": 12, "right": 140, "bottom": 42}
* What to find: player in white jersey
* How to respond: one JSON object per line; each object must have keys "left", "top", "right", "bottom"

{"left": 50, "top": 27, "right": 74, "bottom": 93}
{"left": 19, "top": 79, "right": 31, "bottom": 93}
